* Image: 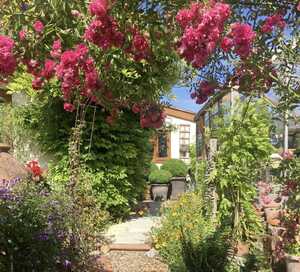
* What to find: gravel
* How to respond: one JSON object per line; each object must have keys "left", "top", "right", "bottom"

{"left": 106, "top": 251, "right": 169, "bottom": 272}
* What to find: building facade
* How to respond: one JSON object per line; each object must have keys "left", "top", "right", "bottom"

{"left": 152, "top": 107, "right": 196, "bottom": 165}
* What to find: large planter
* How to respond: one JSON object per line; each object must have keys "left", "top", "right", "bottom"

{"left": 151, "top": 184, "right": 169, "bottom": 201}
{"left": 286, "top": 255, "right": 300, "bottom": 272}
{"left": 170, "top": 177, "right": 186, "bottom": 200}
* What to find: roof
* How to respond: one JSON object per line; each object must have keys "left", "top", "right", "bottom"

{"left": 194, "top": 90, "right": 230, "bottom": 121}
{"left": 165, "top": 106, "right": 196, "bottom": 122}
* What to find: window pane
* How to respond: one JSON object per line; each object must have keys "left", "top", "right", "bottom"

{"left": 158, "top": 134, "right": 168, "bottom": 157}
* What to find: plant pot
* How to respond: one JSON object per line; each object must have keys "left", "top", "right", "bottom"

{"left": 286, "top": 255, "right": 300, "bottom": 272}
{"left": 170, "top": 177, "right": 186, "bottom": 200}
{"left": 151, "top": 184, "right": 169, "bottom": 201}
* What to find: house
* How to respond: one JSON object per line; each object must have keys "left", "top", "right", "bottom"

{"left": 151, "top": 106, "right": 196, "bottom": 165}
{"left": 194, "top": 89, "right": 300, "bottom": 159}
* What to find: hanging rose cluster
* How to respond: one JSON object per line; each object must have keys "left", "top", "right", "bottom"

{"left": 261, "top": 14, "right": 286, "bottom": 33}
{"left": 221, "top": 23, "right": 256, "bottom": 58}
{"left": 132, "top": 103, "right": 166, "bottom": 129}
{"left": 0, "top": 35, "right": 17, "bottom": 77}
{"left": 176, "top": 2, "right": 231, "bottom": 68}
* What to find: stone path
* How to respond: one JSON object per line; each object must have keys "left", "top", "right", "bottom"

{"left": 105, "top": 216, "right": 161, "bottom": 245}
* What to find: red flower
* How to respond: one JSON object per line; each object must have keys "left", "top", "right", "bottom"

{"left": 88, "top": 0, "right": 108, "bottom": 17}
{"left": 32, "top": 77, "right": 44, "bottom": 90}
{"left": 26, "top": 160, "right": 43, "bottom": 177}
{"left": 63, "top": 103, "right": 75, "bottom": 112}
{"left": 261, "top": 14, "right": 286, "bottom": 33}
{"left": 33, "top": 20, "right": 44, "bottom": 33}
{"left": 42, "top": 59, "right": 56, "bottom": 80}
{"left": 221, "top": 37, "right": 233, "bottom": 52}
{"left": 18, "top": 30, "right": 26, "bottom": 41}
{"left": 50, "top": 39, "right": 62, "bottom": 59}
{"left": 0, "top": 35, "right": 17, "bottom": 77}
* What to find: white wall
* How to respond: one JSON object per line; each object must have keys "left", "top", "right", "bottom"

{"left": 165, "top": 115, "right": 196, "bottom": 163}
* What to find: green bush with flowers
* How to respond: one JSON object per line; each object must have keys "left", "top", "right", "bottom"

{"left": 0, "top": 179, "right": 109, "bottom": 271}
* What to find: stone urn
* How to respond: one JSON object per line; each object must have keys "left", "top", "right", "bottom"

{"left": 0, "top": 143, "right": 29, "bottom": 181}
{"left": 286, "top": 255, "right": 300, "bottom": 272}
{"left": 151, "top": 184, "right": 169, "bottom": 201}
{"left": 170, "top": 177, "right": 186, "bottom": 200}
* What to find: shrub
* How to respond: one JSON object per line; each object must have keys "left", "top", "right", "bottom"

{"left": 0, "top": 179, "right": 108, "bottom": 271}
{"left": 152, "top": 192, "right": 230, "bottom": 272}
{"left": 149, "top": 169, "right": 172, "bottom": 184}
{"left": 161, "top": 159, "right": 187, "bottom": 177}
{"left": 150, "top": 162, "right": 159, "bottom": 173}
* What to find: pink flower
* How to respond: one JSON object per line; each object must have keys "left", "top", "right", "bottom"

{"left": 176, "top": 2, "right": 231, "bottom": 68}
{"left": 50, "top": 39, "right": 62, "bottom": 59}
{"left": 0, "top": 35, "right": 17, "bottom": 77}
{"left": 261, "top": 14, "right": 286, "bottom": 33}
{"left": 18, "top": 30, "right": 26, "bottom": 41}
{"left": 33, "top": 20, "right": 44, "bottom": 33}
{"left": 71, "top": 10, "right": 81, "bottom": 17}
{"left": 42, "top": 59, "right": 56, "bottom": 79}
{"left": 297, "top": 2, "right": 300, "bottom": 12}
{"left": 32, "top": 77, "right": 44, "bottom": 90}
{"left": 64, "top": 103, "right": 75, "bottom": 112}
{"left": 220, "top": 37, "right": 233, "bottom": 52}
{"left": 229, "top": 23, "right": 256, "bottom": 58}
{"left": 88, "top": 0, "right": 108, "bottom": 17}
{"left": 84, "top": 17, "right": 124, "bottom": 50}
{"left": 132, "top": 104, "right": 140, "bottom": 114}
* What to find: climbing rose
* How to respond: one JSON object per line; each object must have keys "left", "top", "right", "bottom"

{"left": 33, "top": 20, "right": 44, "bottom": 33}
{"left": 130, "top": 30, "right": 150, "bottom": 61}
{"left": 228, "top": 23, "right": 256, "bottom": 58}
{"left": 88, "top": 0, "right": 108, "bottom": 17}
{"left": 32, "top": 77, "right": 44, "bottom": 90}
{"left": 84, "top": 16, "right": 124, "bottom": 50}
{"left": 261, "top": 14, "right": 286, "bottom": 33}
{"left": 50, "top": 39, "right": 62, "bottom": 59}
{"left": 63, "top": 103, "right": 75, "bottom": 112}
{"left": 0, "top": 35, "right": 17, "bottom": 77}
{"left": 177, "top": 2, "right": 231, "bottom": 68}
{"left": 42, "top": 59, "right": 56, "bottom": 80}
{"left": 18, "top": 30, "right": 26, "bottom": 41}
{"left": 221, "top": 37, "right": 233, "bottom": 52}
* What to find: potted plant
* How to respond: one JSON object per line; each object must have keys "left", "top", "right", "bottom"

{"left": 149, "top": 169, "right": 172, "bottom": 201}
{"left": 161, "top": 159, "right": 187, "bottom": 200}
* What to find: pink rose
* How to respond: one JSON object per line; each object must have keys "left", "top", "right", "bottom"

{"left": 33, "top": 20, "right": 44, "bottom": 33}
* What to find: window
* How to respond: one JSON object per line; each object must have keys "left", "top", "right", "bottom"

{"left": 158, "top": 133, "right": 168, "bottom": 158}
{"left": 179, "top": 125, "right": 190, "bottom": 161}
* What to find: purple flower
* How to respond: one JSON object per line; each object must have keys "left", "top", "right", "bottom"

{"left": 20, "top": 2, "right": 29, "bottom": 11}
{"left": 37, "top": 233, "right": 49, "bottom": 241}
{"left": 63, "top": 259, "right": 72, "bottom": 268}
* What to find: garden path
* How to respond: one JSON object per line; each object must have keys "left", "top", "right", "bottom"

{"left": 105, "top": 216, "right": 160, "bottom": 244}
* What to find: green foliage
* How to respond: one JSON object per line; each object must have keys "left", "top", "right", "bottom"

{"left": 152, "top": 192, "right": 230, "bottom": 272}
{"left": 161, "top": 159, "right": 188, "bottom": 177}
{"left": 209, "top": 99, "right": 274, "bottom": 242}
{"left": 0, "top": 180, "right": 108, "bottom": 271}
{"left": 149, "top": 169, "right": 172, "bottom": 184}
{"left": 150, "top": 162, "right": 159, "bottom": 173}
{"left": 9, "top": 94, "right": 153, "bottom": 218}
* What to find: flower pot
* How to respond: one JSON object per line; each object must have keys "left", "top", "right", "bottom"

{"left": 170, "top": 177, "right": 186, "bottom": 200}
{"left": 151, "top": 184, "right": 169, "bottom": 201}
{"left": 286, "top": 255, "right": 300, "bottom": 272}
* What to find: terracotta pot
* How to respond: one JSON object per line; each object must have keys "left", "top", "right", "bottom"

{"left": 151, "top": 184, "right": 169, "bottom": 201}
{"left": 286, "top": 255, "right": 300, "bottom": 272}
{"left": 236, "top": 242, "right": 249, "bottom": 257}
{"left": 170, "top": 177, "right": 186, "bottom": 200}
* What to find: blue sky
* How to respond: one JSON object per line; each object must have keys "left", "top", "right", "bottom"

{"left": 166, "top": 85, "right": 201, "bottom": 113}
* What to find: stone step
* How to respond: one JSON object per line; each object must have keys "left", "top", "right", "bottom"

{"left": 108, "top": 243, "right": 152, "bottom": 252}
